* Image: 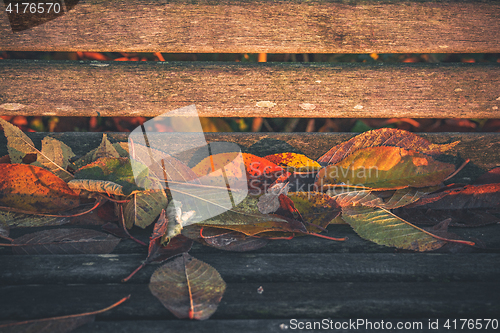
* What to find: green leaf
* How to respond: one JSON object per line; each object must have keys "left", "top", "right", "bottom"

{"left": 149, "top": 253, "right": 226, "bottom": 320}
{"left": 341, "top": 205, "right": 445, "bottom": 251}
{"left": 73, "top": 157, "right": 141, "bottom": 196}
{"left": 124, "top": 190, "right": 168, "bottom": 229}
{"left": 316, "top": 146, "right": 455, "bottom": 190}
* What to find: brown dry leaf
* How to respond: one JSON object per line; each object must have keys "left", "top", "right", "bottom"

{"left": 195, "top": 196, "right": 306, "bottom": 236}
{"left": 31, "top": 136, "right": 75, "bottom": 182}
{"left": 182, "top": 226, "right": 270, "bottom": 252}
{"left": 0, "top": 117, "right": 36, "bottom": 163}
{"left": 0, "top": 295, "right": 130, "bottom": 333}
{"left": 257, "top": 182, "right": 289, "bottom": 214}
{"left": 406, "top": 183, "right": 500, "bottom": 209}
{"left": 318, "top": 128, "right": 459, "bottom": 165}
{"left": 0, "top": 164, "right": 80, "bottom": 213}
{"left": 0, "top": 119, "right": 74, "bottom": 180}
{"left": 149, "top": 253, "right": 226, "bottom": 320}
{"left": 287, "top": 192, "right": 341, "bottom": 230}
{"left": 474, "top": 167, "right": 500, "bottom": 185}
{"left": 73, "top": 134, "right": 121, "bottom": 169}
{"left": 328, "top": 188, "right": 432, "bottom": 209}
{"left": 124, "top": 190, "right": 168, "bottom": 229}
{"left": 0, "top": 211, "right": 68, "bottom": 228}
{"left": 12, "top": 228, "right": 120, "bottom": 255}
{"left": 315, "top": 146, "right": 455, "bottom": 190}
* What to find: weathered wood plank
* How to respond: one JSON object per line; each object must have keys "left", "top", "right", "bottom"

{"left": 1, "top": 60, "right": 500, "bottom": 118}
{"left": 1, "top": 282, "right": 499, "bottom": 320}
{"left": 1, "top": 132, "right": 498, "bottom": 173}
{"left": 71, "top": 319, "right": 496, "bottom": 333}
{"left": 1, "top": 0, "right": 499, "bottom": 53}
{"left": 1, "top": 253, "right": 499, "bottom": 285}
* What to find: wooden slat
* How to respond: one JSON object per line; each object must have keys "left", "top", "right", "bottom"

{"left": 1, "top": 0, "right": 499, "bottom": 53}
{"left": 1, "top": 60, "right": 500, "bottom": 118}
{"left": 1, "top": 282, "right": 499, "bottom": 320}
{"left": 2, "top": 253, "right": 500, "bottom": 285}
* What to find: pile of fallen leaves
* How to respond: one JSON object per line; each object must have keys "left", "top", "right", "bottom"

{"left": 1, "top": 118, "right": 499, "bottom": 328}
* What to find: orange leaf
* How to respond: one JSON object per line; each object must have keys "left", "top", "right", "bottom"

{"left": 0, "top": 164, "right": 80, "bottom": 213}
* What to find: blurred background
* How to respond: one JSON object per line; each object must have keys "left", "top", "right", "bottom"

{"left": 1, "top": 51, "right": 499, "bottom": 133}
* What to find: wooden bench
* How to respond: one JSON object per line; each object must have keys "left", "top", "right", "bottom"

{"left": 1, "top": 1, "right": 500, "bottom": 332}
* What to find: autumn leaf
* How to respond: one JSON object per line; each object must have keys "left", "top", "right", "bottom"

{"left": 0, "top": 117, "right": 36, "bottom": 163}
{"left": 315, "top": 146, "right": 455, "bottom": 190}
{"left": 184, "top": 226, "right": 270, "bottom": 252}
{"left": 0, "top": 164, "right": 80, "bottom": 213}
{"left": 194, "top": 195, "right": 307, "bottom": 237}
{"left": 71, "top": 157, "right": 143, "bottom": 196}
{"left": 257, "top": 182, "right": 289, "bottom": 214}
{"left": 474, "top": 167, "right": 500, "bottom": 185}
{"left": 393, "top": 183, "right": 500, "bottom": 227}
{"left": 0, "top": 118, "right": 74, "bottom": 179}
{"left": 405, "top": 183, "right": 500, "bottom": 209}
{"left": 124, "top": 190, "right": 168, "bottom": 229}
{"left": 341, "top": 205, "right": 446, "bottom": 251}
{"left": 0, "top": 210, "right": 68, "bottom": 228}
{"left": 287, "top": 192, "right": 341, "bottom": 230}
{"left": 73, "top": 134, "right": 121, "bottom": 169}
{"left": 31, "top": 136, "right": 75, "bottom": 182}
{"left": 149, "top": 253, "right": 226, "bottom": 320}
{"left": 191, "top": 152, "right": 289, "bottom": 194}
{"left": 122, "top": 210, "right": 193, "bottom": 282}
{"left": 9, "top": 228, "right": 120, "bottom": 255}
{"left": 0, "top": 295, "right": 130, "bottom": 333}
{"left": 318, "top": 128, "right": 459, "bottom": 165}
{"left": 328, "top": 187, "right": 432, "bottom": 209}
{"left": 67, "top": 179, "right": 127, "bottom": 196}
{"left": 263, "top": 152, "right": 322, "bottom": 172}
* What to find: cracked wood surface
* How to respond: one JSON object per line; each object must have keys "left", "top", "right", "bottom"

{"left": 1, "top": 60, "right": 499, "bottom": 118}
{"left": 1, "top": 0, "right": 499, "bottom": 54}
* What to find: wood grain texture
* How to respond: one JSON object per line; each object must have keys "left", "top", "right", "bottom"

{"left": 1, "top": 0, "right": 499, "bottom": 53}
{"left": 1, "top": 282, "right": 499, "bottom": 320}
{"left": 2, "top": 253, "right": 500, "bottom": 285}
{"left": 1, "top": 60, "right": 500, "bottom": 118}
